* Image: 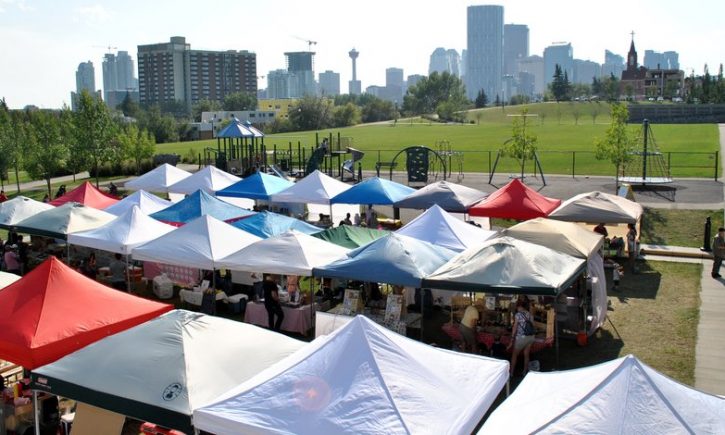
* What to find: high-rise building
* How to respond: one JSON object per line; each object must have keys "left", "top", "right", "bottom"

{"left": 102, "top": 50, "right": 139, "bottom": 108}
{"left": 517, "top": 55, "right": 544, "bottom": 96}
{"left": 503, "top": 24, "right": 529, "bottom": 76}
{"left": 644, "top": 49, "right": 680, "bottom": 69}
{"left": 285, "top": 51, "right": 316, "bottom": 97}
{"left": 663, "top": 51, "right": 679, "bottom": 70}
{"left": 407, "top": 74, "right": 426, "bottom": 89}
{"left": 602, "top": 50, "right": 625, "bottom": 78}
{"left": 544, "top": 42, "right": 573, "bottom": 85}
{"left": 348, "top": 48, "right": 361, "bottom": 95}
{"left": 266, "top": 69, "right": 298, "bottom": 99}
{"left": 318, "top": 70, "right": 340, "bottom": 96}
{"left": 466, "top": 5, "right": 504, "bottom": 100}
{"left": 428, "top": 48, "right": 461, "bottom": 77}
{"left": 573, "top": 59, "right": 601, "bottom": 85}
{"left": 137, "top": 36, "right": 256, "bottom": 110}
{"left": 384, "top": 67, "right": 404, "bottom": 103}
{"left": 71, "top": 61, "right": 101, "bottom": 110}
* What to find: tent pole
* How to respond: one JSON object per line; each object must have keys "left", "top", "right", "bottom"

{"left": 506, "top": 379, "right": 510, "bottom": 397}
{"left": 33, "top": 390, "right": 40, "bottom": 435}
{"left": 125, "top": 254, "right": 131, "bottom": 292}
{"left": 555, "top": 319, "right": 560, "bottom": 369}
{"left": 310, "top": 278, "right": 314, "bottom": 338}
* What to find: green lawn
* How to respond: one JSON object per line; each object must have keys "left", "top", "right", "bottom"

{"left": 641, "top": 208, "right": 724, "bottom": 248}
{"left": 158, "top": 102, "right": 720, "bottom": 177}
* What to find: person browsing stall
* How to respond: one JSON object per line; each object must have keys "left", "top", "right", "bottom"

{"left": 263, "top": 274, "right": 284, "bottom": 331}
{"left": 3, "top": 245, "right": 20, "bottom": 275}
{"left": 712, "top": 227, "right": 725, "bottom": 278}
{"left": 108, "top": 253, "right": 127, "bottom": 290}
{"left": 508, "top": 298, "right": 535, "bottom": 376}
{"left": 459, "top": 304, "right": 479, "bottom": 354}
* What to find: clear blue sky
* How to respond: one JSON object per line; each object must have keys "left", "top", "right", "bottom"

{"left": 1, "top": 0, "right": 724, "bottom": 109}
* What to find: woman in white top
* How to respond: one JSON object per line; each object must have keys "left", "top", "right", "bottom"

{"left": 507, "top": 298, "right": 535, "bottom": 376}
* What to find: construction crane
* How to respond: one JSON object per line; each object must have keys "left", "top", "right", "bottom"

{"left": 292, "top": 36, "right": 317, "bottom": 51}
{"left": 92, "top": 45, "right": 118, "bottom": 53}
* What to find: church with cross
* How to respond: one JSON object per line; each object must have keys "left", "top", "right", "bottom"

{"left": 620, "top": 32, "right": 685, "bottom": 101}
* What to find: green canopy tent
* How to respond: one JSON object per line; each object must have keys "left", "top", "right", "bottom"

{"left": 310, "top": 225, "right": 389, "bottom": 249}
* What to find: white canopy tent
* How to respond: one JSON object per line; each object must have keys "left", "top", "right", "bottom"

{"left": 103, "top": 190, "right": 172, "bottom": 216}
{"left": 132, "top": 215, "right": 261, "bottom": 270}
{"left": 397, "top": 205, "right": 497, "bottom": 252}
{"left": 548, "top": 190, "right": 643, "bottom": 224}
{"left": 123, "top": 163, "right": 192, "bottom": 193}
{"left": 167, "top": 166, "right": 240, "bottom": 195}
{"left": 218, "top": 230, "right": 349, "bottom": 276}
{"left": 194, "top": 316, "right": 509, "bottom": 435}
{"left": 13, "top": 202, "right": 116, "bottom": 239}
{"left": 481, "top": 354, "right": 725, "bottom": 434}
{"left": 69, "top": 205, "right": 175, "bottom": 255}
{"left": 32, "top": 310, "right": 305, "bottom": 434}
{"left": 269, "top": 170, "right": 350, "bottom": 205}
{"left": 503, "top": 218, "right": 607, "bottom": 335}
{"left": 0, "top": 271, "right": 20, "bottom": 288}
{"left": 0, "top": 196, "right": 54, "bottom": 229}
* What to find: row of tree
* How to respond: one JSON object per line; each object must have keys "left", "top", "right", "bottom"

{"left": 686, "top": 64, "right": 725, "bottom": 104}
{"left": 0, "top": 90, "right": 156, "bottom": 195}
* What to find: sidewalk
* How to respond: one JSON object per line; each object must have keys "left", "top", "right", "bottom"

{"left": 695, "top": 259, "right": 725, "bottom": 395}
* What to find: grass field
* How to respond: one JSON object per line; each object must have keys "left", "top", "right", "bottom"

{"left": 641, "top": 208, "right": 724, "bottom": 248}
{"left": 157, "top": 102, "right": 720, "bottom": 178}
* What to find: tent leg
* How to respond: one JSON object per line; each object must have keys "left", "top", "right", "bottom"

{"left": 125, "top": 254, "right": 131, "bottom": 293}
{"left": 33, "top": 390, "right": 40, "bottom": 435}
{"left": 506, "top": 379, "right": 510, "bottom": 397}
{"left": 555, "top": 319, "right": 560, "bottom": 370}
{"left": 66, "top": 242, "right": 70, "bottom": 264}
{"left": 310, "top": 279, "right": 314, "bottom": 339}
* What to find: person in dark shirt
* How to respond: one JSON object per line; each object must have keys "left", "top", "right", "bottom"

{"left": 263, "top": 274, "right": 284, "bottom": 331}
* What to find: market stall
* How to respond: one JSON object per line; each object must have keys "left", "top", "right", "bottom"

{"left": 194, "top": 316, "right": 509, "bottom": 435}
{"left": 13, "top": 202, "right": 116, "bottom": 239}
{"left": 123, "top": 163, "right": 191, "bottom": 193}
{"left": 31, "top": 310, "right": 305, "bottom": 434}
{"left": 397, "top": 204, "right": 497, "bottom": 252}
{"left": 215, "top": 171, "right": 294, "bottom": 200}
{"left": 310, "top": 225, "right": 389, "bottom": 249}
{"left": 103, "top": 190, "right": 172, "bottom": 216}
{"left": 468, "top": 178, "right": 561, "bottom": 220}
{"left": 481, "top": 355, "right": 725, "bottom": 434}
{"left": 230, "top": 211, "right": 321, "bottom": 239}
{"left": 548, "top": 190, "right": 644, "bottom": 224}
{"left": 166, "top": 165, "right": 240, "bottom": 195}
{"left": 394, "top": 180, "right": 489, "bottom": 213}
{"left": 0, "top": 196, "right": 54, "bottom": 229}
{"left": 49, "top": 181, "right": 119, "bottom": 209}
{"left": 149, "top": 189, "right": 254, "bottom": 226}
{"left": 330, "top": 176, "right": 415, "bottom": 205}
{"left": 269, "top": 170, "right": 351, "bottom": 222}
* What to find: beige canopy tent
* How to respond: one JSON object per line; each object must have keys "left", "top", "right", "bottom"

{"left": 548, "top": 191, "right": 643, "bottom": 224}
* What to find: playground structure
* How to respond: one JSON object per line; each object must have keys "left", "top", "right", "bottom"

{"left": 434, "top": 140, "right": 465, "bottom": 182}
{"left": 374, "top": 146, "right": 448, "bottom": 186}
{"left": 619, "top": 119, "right": 675, "bottom": 200}
{"left": 488, "top": 150, "right": 548, "bottom": 186}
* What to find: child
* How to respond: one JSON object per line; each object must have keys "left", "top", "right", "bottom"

{"left": 613, "top": 266, "right": 623, "bottom": 291}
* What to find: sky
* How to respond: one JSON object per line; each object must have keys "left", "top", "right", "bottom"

{"left": 1, "top": 0, "right": 724, "bottom": 109}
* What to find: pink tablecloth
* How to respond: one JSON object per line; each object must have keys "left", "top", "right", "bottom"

{"left": 244, "top": 302, "right": 313, "bottom": 335}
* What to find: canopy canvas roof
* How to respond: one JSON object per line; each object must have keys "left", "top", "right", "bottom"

{"left": 68, "top": 206, "right": 176, "bottom": 255}
{"left": 503, "top": 218, "right": 604, "bottom": 259}
{"left": 330, "top": 177, "right": 415, "bottom": 205}
{"left": 422, "top": 236, "right": 586, "bottom": 295}
{"left": 0, "top": 257, "right": 171, "bottom": 369}
{"left": 132, "top": 215, "right": 262, "bottom": 270}
{"left": 13, "top": 202, "right": 116, "bottom": 239}
{"left": 167, "top": 166, "right": 240, "bottom": 195}
{"left": 0, "top": 196, "right": 54, "bottom": 229}
{"left": 32, "top": 310, "right": 304, "bottom": 434}
{"left": 548, "top": 190, "right": 644, "bottom": 224}
{"left": 124, "top": 164, "right": 192, "bottom": 193}
{"left": 194, "top": 316, "right": 509, "bottom": 435}
{"left": 149, "top": 190, "right": 254, "bottom": 226}
{"left": 313, "top": 233, "right": 456, "bottom": 287}
{"left": 481, "top": 355, "right": 725, "bottom": 434}
{"left": 310, "top": 225, "right": 389, "bottom": 249}
{"left": 229, "top": 211, "right": 320, "bottom": 239}
{"left": 397, "top": 205, "right": 497, "bottom": 252}
{"left": 0, "top": 272, "right": 20, "bottom": 289}
{"left": 49, "top": 181, "right": 119, "bottom": 209}
{"left": 394, "top": 180, "right": 489, "bottom": 212}
{"left": 217, "top": 119, "right": 254, "bottom": 138}
{"left": 270, "top": 170, "right": 350, "bottom": 205}
{"left": 218, "top": 231, "right": 349, "bottom": 276}
{"left": 215, "top": 172, "right": 294, "bottom": 200}
{"left": 468, "top": 179, "right": 561, "bottom": 220}
{"left": 103, "top": 190, "right": 172, "bottom": 216}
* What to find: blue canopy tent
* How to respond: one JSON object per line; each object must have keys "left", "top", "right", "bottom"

{"left": 150, "top": 190, "right": 254, "bottom": 226}
{"left": 216, "top": 172, "right": 294, "bottom": 201}
{"left": 330, "top": 177, "right": 416, "bottom": 205}
{"left": 230, "top": 210, "right": 320, "bottom": 239}
{"left": 312, "top": 233, "right": 456, "bottom": 288}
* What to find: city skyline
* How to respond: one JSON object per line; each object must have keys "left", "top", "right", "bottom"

{"left": 1, "top": 0, "right": 724, "bottom": 108}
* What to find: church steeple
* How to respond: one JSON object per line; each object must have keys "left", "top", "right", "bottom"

{"left": 627, "top": 31, "right": 638, "bottom": 70}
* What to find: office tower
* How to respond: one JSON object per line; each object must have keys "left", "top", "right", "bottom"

{"left": 602, "top": 50, "right": 625, "bottom": 78}
{"left": 103, "top": 51, "right": 139, "bottom": 108}
{"left": 285, "top": 51, "right": 316, "bottom": 97}
{"left": 71, "top": 61, "right": 100, "bottom": 110}
{"left": 573, "top": 59, "right": 601, "bottom": 84}
{"left": 348, "top": 48, "right": 361, "bottom": 95}
{"left": 267, "top": 69, "right": 298, "bottom": 99}
{"left": 517, "top": 55, "right": 544, "bottom": 96}
{"left": 407, "top": 74, "right": 426, "bottom": 89}
{"left": 466, "top": 5, "right": 504, "bottom": 100}
{"left": 503, "top": 24, "right": 529, "bottom": 76}
{"left": 663, "top": 51, "right": 679, "bottom": 70}
{"left": 137, "top": 36, "right": 257, "bottom": 109}
{"left": 544, "top": 42, "right": 573, "bottom": 85}
{"left": 318, "top": 70, "right": 340, "bottom": 96}
{"left": 429, "top": 48, "right": 461, "bottom": 77}
{"left": 644, "top": 50, "right": 680, "bottom": 69}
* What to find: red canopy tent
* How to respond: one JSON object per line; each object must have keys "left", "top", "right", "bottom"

{"left": 468, "top": 179, "right": 561, "bottom": 221}
{"left": 0, "top": 257, "right": 172, "bottom": 369}
{"left": 49, "top": 181, "right": 119, "bottom": 209}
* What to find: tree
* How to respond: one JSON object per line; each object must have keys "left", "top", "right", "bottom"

{"left": 0, "top": 99, "right": 14, "bottom": 188}
{"left": 119, "top": 124, "right": 156, "bottom": 175}
{"left": 223, "top": 92, "right": 257, "bottom": 111}
{"left": 474, "top": 89, "right": 488, "bottom": 108}
{"left": 3, "top": 110, "right": 30, "bottom": 193}
{"left": 73, "top": 90, "right": 118, "bottom": 187}
{"left": 590, "top": 104, "right": 601, "bottom": 125}
{"left": 502, "top": 108, "right": 538, "bottom": 179}
{"left": 572, "top": 104, "right": 581, "bottom": 125}
{"left": 550, "top": 64, "right": 572, "bottom": 102}
{"left": 595, "top": 103, "right": 636, "bottom": 188}
{"left": 332, "top": 102, "right": 361, "bottom": 127}
{"left": 361, "top": 98, "right": 397, "bottom": 123}
{"left": 602, "top": 74, "right": 620, "bottom": 102}
{"left": 137, "top": 105, "right": 179, "bottom": 143}
{"left": 402, "top": 71, "right": 469, "bottom": 115}
{"left": 494, "top": 94, "right": 501, "bottom": 106}
{"left": 288, "top": 96, "right": 333, "bottom": 131}
{"left": 192, "top": 99, "right": 222, "bottom": 122}
{"left": 117, "top": 92, "right": 141, "bottom": 118}
{"left": 26, "top": 110, "right": 69, "bottom": 197}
